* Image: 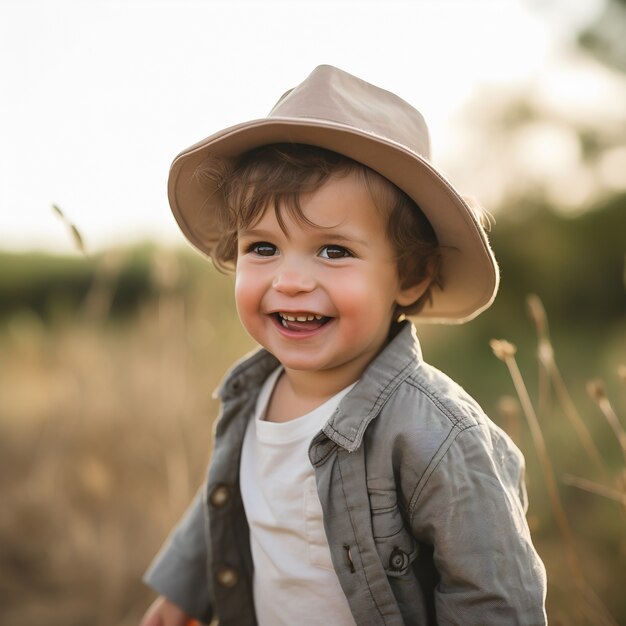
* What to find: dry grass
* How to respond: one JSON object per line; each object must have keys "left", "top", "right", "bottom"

{"left": 0, "top": 252, "right": 254, "bottom": 625}
{"left": 491, "top": 295, "right": 625, "bottom": 626}
{"left": 0, "top": 250, "right": 623, "bottom": 624}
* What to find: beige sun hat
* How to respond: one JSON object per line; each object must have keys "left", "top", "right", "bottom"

{"left": 168, "top": 64, "right": 499, "bottom": 323}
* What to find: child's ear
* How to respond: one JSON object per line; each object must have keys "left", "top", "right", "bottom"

{"left": 396, "top": 256, "right": 438, "bottom": 307}
{"left": 396, "top": 275, "right": 432, "bottom": 307}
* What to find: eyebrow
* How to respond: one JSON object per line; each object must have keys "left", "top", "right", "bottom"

{"left": 320, "top": 233, "right": 368, "bottom": 247}
{"left": 238, "top": 227, "right": 276, "bottom": 240}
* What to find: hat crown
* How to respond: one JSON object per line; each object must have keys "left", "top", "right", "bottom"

{"left": 269, "top": 65, "right": 431, "bottom": 160}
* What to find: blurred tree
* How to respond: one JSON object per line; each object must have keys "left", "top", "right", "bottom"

{"left": 578, "top": 0, "right": 626, "bottom": 72}
{"left": 447, "top": 0, "right": 626, "bottom": 216}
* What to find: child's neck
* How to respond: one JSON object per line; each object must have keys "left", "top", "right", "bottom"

{"left": 264, "top": 367, "right": 357, "bottom": 424}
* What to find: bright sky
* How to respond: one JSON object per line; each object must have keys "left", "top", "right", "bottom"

{"left": 0, "top": 0, "right": 607, "bottom": 253}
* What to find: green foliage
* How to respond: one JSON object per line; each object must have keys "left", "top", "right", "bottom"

{"left": 492, "top": 194, "right": 626, "bottom": 327}
{"left": 0, "top": 244, "right": 156, "bottom": 322}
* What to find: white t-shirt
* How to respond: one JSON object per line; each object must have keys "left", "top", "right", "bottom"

{"left": 240, "top": 368, "right": 357, "bottom": 626}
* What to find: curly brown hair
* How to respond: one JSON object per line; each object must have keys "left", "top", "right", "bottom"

{"left": 194, "top": 144, "right": 443, "bottom": 317}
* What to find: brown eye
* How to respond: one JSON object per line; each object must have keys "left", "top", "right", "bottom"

{"left": 320, "top": 245, "right": 351, "bottom": 259}
{"left": 250, "top": 242, "right": 277, "bottom": 256}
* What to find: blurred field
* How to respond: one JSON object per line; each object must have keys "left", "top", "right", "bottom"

{"left": 0, "top": 201, "right": 624, "bottom": 625}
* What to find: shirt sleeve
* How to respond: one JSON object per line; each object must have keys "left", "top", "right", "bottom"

{"left": 410, "top": 425, "right": 548, "bottom": 626}
{"left": 143, "top": 487, "right": 213, "bottom": 623}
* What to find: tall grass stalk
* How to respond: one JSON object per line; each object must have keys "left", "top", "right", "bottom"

{"left": 586, "top": 379, "right": 626, "bottom": 465}
{"left": 527, "top": 295, "right": 607, "bottom": 477}
{"left": 82, "top": 249, "right": 126, "bottom": 322}
{"left": 561, "top": 474, "right": 626, "bottom": 505}
{"left": 52, "top": 203, "right": 125, "bottom": 323}
{"left": 490, "top": 340, "right": 581, "bottom": 580}
{"left": 51, "top": 204, "right": 87, "bottom": 256}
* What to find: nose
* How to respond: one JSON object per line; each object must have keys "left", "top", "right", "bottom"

{"left": 272, "top": 260, "right": 316, "bottom": 296}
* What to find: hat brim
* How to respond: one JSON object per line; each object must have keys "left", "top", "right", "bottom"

{"left": 168, "top": 117, "right": 499, "bottom": 323}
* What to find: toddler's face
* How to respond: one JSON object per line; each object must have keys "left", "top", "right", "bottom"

{"left": 234, "top": 172, "right": 425, "bottom": 383}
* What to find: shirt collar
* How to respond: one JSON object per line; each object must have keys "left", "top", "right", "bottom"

{"left": 217, "top": 321, "right": 422, "bottom": 454}
{"left": 318, "top": 320, "right": 422, "bottom": 455}
{"left": 215, "top": 347, "right": 280, "bottom": 402}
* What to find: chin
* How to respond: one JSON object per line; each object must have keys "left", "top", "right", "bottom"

{"left": 273, "top": 356, "right": 326, "bottom": 372}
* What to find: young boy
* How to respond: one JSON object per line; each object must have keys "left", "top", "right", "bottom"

{"left": 141, "top": 65, "right": 547, "bottom": 625}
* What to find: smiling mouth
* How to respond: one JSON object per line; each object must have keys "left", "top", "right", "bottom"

{"left": 273, "top": 312, "right": 332, "bottom": 331}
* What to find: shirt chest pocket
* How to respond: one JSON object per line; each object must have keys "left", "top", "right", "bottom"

{"left": 368, "top": 488, "right": 418, "bottom": 578}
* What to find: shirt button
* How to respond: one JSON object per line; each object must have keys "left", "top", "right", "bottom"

{"left": 216, "top": 566, "right": 238, "bottom": 588}
{"left": 209, "top": 485, "right": 230, "bottom": 508}
{"left": 389, "top": 548, "right": 408, "bottom": 572}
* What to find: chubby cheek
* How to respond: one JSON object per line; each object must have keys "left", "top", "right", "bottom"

{"left": 234, "top": 266, "right": 264, "bottom": 335}
{"left": 332, "top": 273, "right": 395, "bottom": 328}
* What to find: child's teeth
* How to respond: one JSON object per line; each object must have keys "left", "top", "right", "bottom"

{"left": 279, "top": 313, "right": 324, "bottom": 322}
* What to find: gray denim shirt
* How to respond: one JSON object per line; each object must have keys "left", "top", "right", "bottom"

{"left": 144, "top": 321, "right": 547, "bottom": 625}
